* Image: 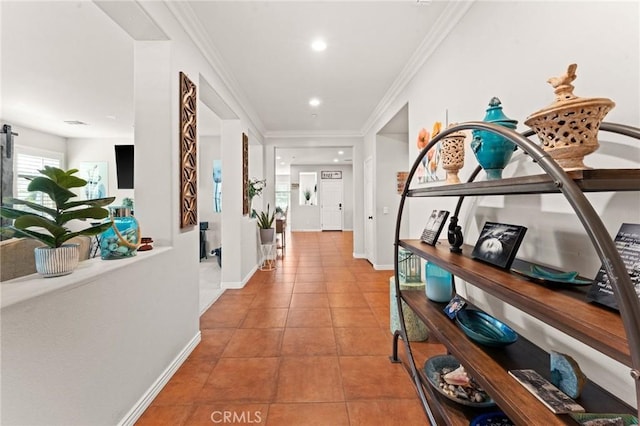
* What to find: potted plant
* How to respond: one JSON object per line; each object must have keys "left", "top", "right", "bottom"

{"left": 0, "top": 166, "right": 115, "bottom": 277}
{"left": 256, "top": 203, "right": 275, "bottom": 244}
{"left": 303, "top": 188, "right": 312, "bottom": 204}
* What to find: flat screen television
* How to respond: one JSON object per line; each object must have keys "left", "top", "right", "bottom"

{"left": 114, "top": 145, "right": 134, "bottom": 189}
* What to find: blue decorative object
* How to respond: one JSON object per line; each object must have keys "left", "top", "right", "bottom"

{"left": 425, "top": 262, "right": 453, "bottom": 302}
{"left": 456, "top": 309, "right": 518, "bottom": 347}
{"left": 471, "top": 411, "right": 515, "bottom": 426}
{"left": 471, "top": 97, "right": 518, "bottom": 180}
{"left": 100, "top": 207, "right": 140, "bottom": 260}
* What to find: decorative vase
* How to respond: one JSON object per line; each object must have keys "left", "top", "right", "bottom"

{"left": 425, "top": 262, "right": 453, "bottom": 302}
{"left": 471, "top": 97, "right": 518, "bottom": 180}
{"left": 100, "top": 207, "right": 140, "bottom": 260}
{"left": 34, "top": 244, "right": 80, "bottom": 277}
{"left": 440, "top": 123, "right": 466, "bottom": 184}
{"left": 524, "top": 64, "right": 615, "bottom": 170}
{"left": 259, "top": 228, "right": 275, "bottom": 244}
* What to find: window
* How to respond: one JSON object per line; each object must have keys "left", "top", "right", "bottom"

{"left": 15, "top": 152, "right": 62, "bottom": 211}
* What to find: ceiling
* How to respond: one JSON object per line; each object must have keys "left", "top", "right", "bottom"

{"left": 1, "top": 0, "right": 452, "bottom": 168}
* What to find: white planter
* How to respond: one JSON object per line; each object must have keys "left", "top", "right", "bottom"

{"left": 34, "top": 244, "right": 80, "bottom": 278}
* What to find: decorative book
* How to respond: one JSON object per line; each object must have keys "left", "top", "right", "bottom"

{"left": 587, "top": 223, "right": 640, "bottom": 310}
{"left": 508, "top": 369, "right": 584, "bottom": 414}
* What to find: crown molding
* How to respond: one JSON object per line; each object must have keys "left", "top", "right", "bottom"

{"left": 163, "top": 1, "right": 267, "bottom": 138}
{"left": 360, "top": 0, "right": 475, "bottom": 136}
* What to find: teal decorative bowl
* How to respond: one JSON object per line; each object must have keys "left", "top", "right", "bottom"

{"left": 456, "top": 309, "right": 518, "bottom": 347}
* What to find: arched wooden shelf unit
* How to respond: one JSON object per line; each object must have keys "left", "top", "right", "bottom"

{"left": 391, "top": 122, "right": 640, "bottom": 425}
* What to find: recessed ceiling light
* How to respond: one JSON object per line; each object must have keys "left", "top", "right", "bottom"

{"left": 311, "top": 114, "right": 318, "bottom": 118}
{"left": 106, "top": 115, "right": 116, "bottom": 120}
{"left": 333, "top": 158, "right": 339, "bottom": 163}
{"left": 338, "top": 150, "right": 344, "bottom": 155}
{"left": 276, "top": 156, "right": 281, "bottom": 160}
{"left": 64, "top": 120, "right": 88, "bottom": 126}
{"left": 309, "top": 98, "right": 321, "bottom": 107}
{"left": 280, "top": 162, "right": 285, "bottom": 166}
{"left": 311, "top": 39, "right": 327, "bottom": 52}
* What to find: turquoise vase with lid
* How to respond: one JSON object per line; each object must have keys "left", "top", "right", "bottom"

{"left": 471, "top": 97, "right": 518, "bottom": 180}
{"left": 100, "top": 207, "right": 140, "bottom": 260}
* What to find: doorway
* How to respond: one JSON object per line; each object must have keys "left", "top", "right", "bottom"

{"left": 321, "top": 179, "right": 343, "bottom": 231}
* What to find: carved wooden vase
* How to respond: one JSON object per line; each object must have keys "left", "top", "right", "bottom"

{"left": 524, "top": 64, "right": 615, "bottom": 170}
{"left": 440, "top": 124, "right": 466, "bottom": 184}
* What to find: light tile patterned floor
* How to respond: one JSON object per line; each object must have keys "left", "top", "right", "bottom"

{"left": 137, "top": 231, "right": 445, "bottom": 425}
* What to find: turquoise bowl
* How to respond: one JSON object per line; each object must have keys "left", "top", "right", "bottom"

{"left": 456, "top": 309, "right": 518, "bottom": 347}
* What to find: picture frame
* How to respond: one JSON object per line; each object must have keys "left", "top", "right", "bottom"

{"left": 420, "top": 210, "right": 450, "bottom": 245}
{"left": 79, "top": 161, "right": 108, "bottom": 200}
{"left": 471, "top": 221, "right": 527, "bottom": 269}
{"left": 443, "top": 295, "right": 466, "bottom": 319}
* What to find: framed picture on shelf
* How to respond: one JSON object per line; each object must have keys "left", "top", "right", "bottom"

{"left": 420, "top": 210, "right": 450, "bottom": 245}
{"left": 587, "top": 223, "right": 640, "bottom": 310}
{"left": 471, "top": 222, "right": 527, "bottom": 269}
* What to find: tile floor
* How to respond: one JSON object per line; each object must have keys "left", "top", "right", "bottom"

{"left": 137, "top": 231, "right": 445, "bottom": 425}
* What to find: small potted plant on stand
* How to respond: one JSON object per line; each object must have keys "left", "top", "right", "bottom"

{"left": 0, "top": 166, "right": 115, "bottom": 277}
{"left": 257, "top": 204, "right": 275, "bottom": 244}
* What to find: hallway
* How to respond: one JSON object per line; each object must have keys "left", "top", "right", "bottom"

{"left": 137, "top": 231, "right": 444, "bottom": 425}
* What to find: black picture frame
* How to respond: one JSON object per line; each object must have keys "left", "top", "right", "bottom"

{"left": 421, "top": 210, "right": 450, "bottom": 245}
{"left": 471, "top": 221, "right": 527, "bottom": 270}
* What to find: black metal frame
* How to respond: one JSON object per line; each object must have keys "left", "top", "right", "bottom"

{"left": 390, "top": 121, "right": 640, "bottom": 424}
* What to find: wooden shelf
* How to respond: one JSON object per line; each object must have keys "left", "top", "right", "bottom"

{"left": 401, "top": 290, "right": 634, "bottom": 425}
{"left": 398, "top": 240, "right": 630, "bottom": 366}
{"left": 406, "top": 169, "right": 640, "bottom": 198}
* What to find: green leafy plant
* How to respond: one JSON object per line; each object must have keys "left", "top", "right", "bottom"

{"left": 248, "top": 178, "right": 266, "bottom": 201}
{"left": 256, "top": 203, "right": 275, "bottom": 229}
{"left": 303, "top": 188, "right": 312, "bottom": 201}
{"left": 0, "top": 166, "right": 116, "bottom": 248}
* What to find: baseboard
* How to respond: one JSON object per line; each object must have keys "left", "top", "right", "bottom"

{"left": 221, "top": 264, "right": 257, "bottom": 289}
{"left": 294, "top": 229, "right": 322, "bottom": 232}
{"left": 118, "top": 331, "right": 202, "bottom": 426}
{"left": 374, "top": 263, "right": 394, "bottom": 271}
{"left": 352, "top": 252, "right": 367, "bottom": 259}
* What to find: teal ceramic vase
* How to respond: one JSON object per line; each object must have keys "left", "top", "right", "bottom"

{"left": 471, "top": 97, "right": 518, "bottom": 180}
{"left": 100, "top": 207, "right": 140, "bottom": 259}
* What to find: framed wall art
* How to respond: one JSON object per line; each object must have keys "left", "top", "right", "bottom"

{"left": 179, "top": 71, "right": 197, "bottom": 228}
{"left": 420, "top": 209, "right": 449, "bottom": 246}
{"left": 242, "top": 132, "right": 249, "bottom": 216}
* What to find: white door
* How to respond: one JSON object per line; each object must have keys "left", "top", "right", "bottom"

{"left": 364, "top": 157, "right": 374, "bottom": 263}
{"left": 321, "top": 180, "right": 343, "bottom": 231}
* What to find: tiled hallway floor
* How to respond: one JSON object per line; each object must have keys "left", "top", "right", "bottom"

{"left": 137, "top": 231, "right": 445, "bottom": 425}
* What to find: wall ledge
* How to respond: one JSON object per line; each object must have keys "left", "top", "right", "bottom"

{"left": 1, "top": 247, "right": 172, "bottom": 310}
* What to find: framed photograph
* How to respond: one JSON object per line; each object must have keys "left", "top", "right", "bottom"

{"left": 79, "top": 161, "right": 108, "bottom": 200}
{"left": 587, "top": 223, "right": 640, "bottom": 310}
{"left": 421, "top": 210, "right": 450, "bottom": 245}
{"left": 443, "top": 295, "right": 466, "bottom": 319}
{"left": 471, "top": 222, "right": 527, "bottom": 269}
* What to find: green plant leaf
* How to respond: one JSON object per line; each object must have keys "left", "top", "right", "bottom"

{"left": 1, "top": 198, "right": 57, "bottom": 218}
{"left": 63, "top": 196, "right": 116, "bottom": 210}
{"left": 13, "top": 215, "right": 67, "bottom": 238}
{"left": 57, "top": 222, "right": 114, "bottom": 245}
{"left": 2, "top": 226, "right": 56, "bottom": 247}
{"left": 27, "top": 177, "right": 77, "bottom": 207}
{"left": 38, "top": 166, "right": 86, "bottom": 189}
{"left": 58, "top": 207, "right": 110, "bottom": 225}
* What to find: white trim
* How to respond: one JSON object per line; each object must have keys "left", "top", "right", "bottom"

{"left": 221, "top": 264, "right": 257, "bottom": 289}
{"left": 352, "top": 252, "right": 367, "bottom": 259}
{"left": 373, "top": 263, "right": 394, "bottom": 271}
{"left": 117, "top": 331, "right": 202, "bottom": 426}
{"left": 295, "top": 228, "right": 323, "bottom": 232}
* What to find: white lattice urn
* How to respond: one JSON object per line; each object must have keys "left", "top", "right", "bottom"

{"left": 34, "top": 244, "right": 80, "bottom": 278}
{"left": 440, "top": 124, "right": 466, "bottom": 184}
{"left": 524, "top": 64, "right": 615, "bottom": 170}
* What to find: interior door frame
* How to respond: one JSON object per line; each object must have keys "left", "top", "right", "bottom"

{"left": 321, "top": 179, "right": 344, "bottom": 231}
{"left": 364, "top": 156, "right": 374, "bottom": 264}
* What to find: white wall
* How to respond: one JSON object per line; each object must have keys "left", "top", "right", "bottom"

{"left": 375, "top": 133, "right": 408, "bottom": 269}
{"left": 289, "top": 164, "right": 353, "bottom": 232}
{"left": 9, "top": 124, "right": 67, "bottom": 160}
{"left": 364, "top": 0, "right": 640, "bottom": 407}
